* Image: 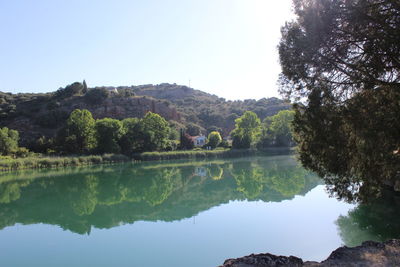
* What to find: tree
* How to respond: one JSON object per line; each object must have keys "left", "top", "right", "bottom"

{"left": 120, "top": 113, "right": 170, "bottom": 153}
{"left": 140, "top": 112, "right": 170, "bottom": 152}
{"left": 207, "top": 131, "right": 222, "bottom": 149}
{"left": 279, "top": 0, "right": 400, "bottom": 202}
{"left": 258, "top": 110, "right": 295, "bottom": 148}
{"left": 95, "top": 118, "right": 124, "bottom": 153}
{"left": 63, "top": 109, "right": 96, "bottom": 154}
{"left": 0, "top": 127, "right": 19, "bottom": 155}
{"left": 84, "top": 87, "right": 110, "bottom": 104}
{"left": 186, "top": 123, "right": 204, "bottom": 136}
{"left": 120, "top": 118, "right": 142, "bottom": 155}
{"left": 179, "top": 129, "right": 194, "bottom": 150}
{"left": 279, "top": 0, "right": 399, "bottom": 101}
{"left": 207, "top": 126, "right": 223, "bottom": 135}
{"left": 82, "top": 80, "right": 88, "bottom": 94}
{"left": 231, "top": 111, "right": 261, "bottom": 149}
{"left": 55, "top": 82, "right": 85, "bottom": 98}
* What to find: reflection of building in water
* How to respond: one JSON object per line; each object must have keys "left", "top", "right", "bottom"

{"left": 194, "top": 167, "right": 207, "bottom": 177}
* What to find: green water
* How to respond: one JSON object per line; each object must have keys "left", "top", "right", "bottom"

{"left": 0, "top": 155, "right": 398, "bottom": 267}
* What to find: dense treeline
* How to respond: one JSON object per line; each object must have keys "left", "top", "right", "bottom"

{"left": 0, "top": 107, "right": 295, "bottom": 171}
{"left": 55, "top": 110, "right": 173, "bottom": 155}
{"left": 0, "top": 108, "right": 295, "bottom": 158}
{"left": 230, "top": 110, "right": 295, "bottom": 149}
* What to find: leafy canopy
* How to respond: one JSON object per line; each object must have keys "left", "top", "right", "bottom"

{"left": 140, "top": 112, "right": 170, "bottom": 152}
{"left": 279, "top": 0, "right": 400, "bottom": 202}
{"left": 231, "top": 111, "right": 261, "bottom": 149}
{"left": 95, "top": 118, "right": 124, "bottom": 154}
{"left": 207, "top": 131, "right": 222, "bottom": 149}
{"left": 258, "top": 110, "right": 295, "bottom": 148}
{"left": 279, "top": 0, "right": 400, "bottom": 102}
{"left": 0, "top": 127, "right": 19, "bottom": 155}
{"left": 64, "top": 109, "right": 96, "bottom": 154}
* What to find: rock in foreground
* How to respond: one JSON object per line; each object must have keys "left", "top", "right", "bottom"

{"left": 220, "top": 239, "right": 400, "bottom": 267}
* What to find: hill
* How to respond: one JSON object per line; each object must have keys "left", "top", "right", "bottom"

{"left": 0, "top": 82, "right": 290, "bottom": 149}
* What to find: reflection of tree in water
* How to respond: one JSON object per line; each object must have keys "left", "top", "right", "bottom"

{"left": 70, "top": 175, "right": 99, "bottom": 216}
{"left": 0, "top": 182, "right": 23, "bottom": 204}
{"left": 232, "top": 162, "right": 264, "bottom": 199}
{"left": 265, "top": 162, "right": 306, "bottom": 197}
{"left": 0, "top": 155, "right": 320, "bottom": 234}
{"left": 208, "top": 165, "right": 224, "bottom": 180}
{"left": 230, "top": 158, "right": 310, "bottom": 199}
{"left": 336, "top": 190, "right": 400, "bottom": 247}
{"left": 141, "top": 168, "right": 179, "bottom": 206}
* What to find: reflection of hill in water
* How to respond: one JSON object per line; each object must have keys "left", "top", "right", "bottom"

{"left": 0, "top": 155, "right": 321, "bottom": 234}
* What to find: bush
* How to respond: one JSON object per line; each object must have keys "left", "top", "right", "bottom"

{"left": 84, "top": 88, "right": 110, "bottom": 104}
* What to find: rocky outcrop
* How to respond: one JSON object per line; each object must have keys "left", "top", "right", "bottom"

{"left": 220, "top": 239, "right": 400, "bottom": 267}
{"left": 7, "top": 95, "right": 181, "bottom": 146}
{"left": 81, "top": 96, "right": 181, "bottom": 121}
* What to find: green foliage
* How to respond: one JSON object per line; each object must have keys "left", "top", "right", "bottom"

{"left": 0, "top": 82, "right": 291, "bottom": 152}
{"left": 136, "top": 148, "right": 253, "bottom": 161}
{"left": 33, "top": 136, "right": 54, "bottom": 154}
{"left": 0, "top": 127, "right": 19, "bottom": 155}
{"left": 279, "top": 0, "right": 400, "bottom": 202}
{"left": 119, "top": 118, "right": 141, "bottom": 155}
{"left": 84, "top": 87, "right": 110, "bottom": 104}
{"left": 140, "top": 112, "right": 170, "bottom": 152}
{"left": 258, "top": 110, "right": 295, "bottom": 148}
{"left": 179, "top": 129, "right": 194, "bottom": 150}
{"left": 231, "top": 111, "right": 261, "bottom": 149}
{"left": 95, "top": 118, "right": 124, "bottom": 154}
{"left": 207, "top": 126, "right": 222, "bottom": 135}
{"left": 186, "top": 122, "right": 204, "bottom": 136}
{"left": 55, "top": 82, "right": 85, "bottom": 99}
{"left": 293, "top": 88, "right": 400, "bottom": 202}
{"left": 0, "top": 154, "right": 129, "bottom": 171}
{"left": 119, "top": 113, "right": 170, "bottom": 154}
{"left": 218, "top": 139, "right": 230, "bottom": 148}
{"left": 207, "top": 131, "right": 222, "bottom": 149}
{"left": 13, "top": 147, "right": 32, "bottom": 158}
{"left": 279, "top": 0, "right": 399, "bottom": 100}
{"left": 168, "top": 127, "right": 180, "bottom": 141}
{"left": 63, "top": 109, "right": 96, "bottom": 154}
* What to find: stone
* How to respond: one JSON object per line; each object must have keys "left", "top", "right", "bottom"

{"left": 219, "top": 240, "right": 400, "bottom": 267}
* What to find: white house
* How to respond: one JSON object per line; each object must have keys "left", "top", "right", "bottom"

{"left": 191, "top": 135, "right": 206, "bottom": 147}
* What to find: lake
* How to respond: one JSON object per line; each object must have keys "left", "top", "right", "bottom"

{"left": 0, "top": 154, "right": 398, "bottom": 267}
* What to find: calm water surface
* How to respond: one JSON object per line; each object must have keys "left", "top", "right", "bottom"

{"left": 0, "top": 155, "right": 398, "bottom": 267}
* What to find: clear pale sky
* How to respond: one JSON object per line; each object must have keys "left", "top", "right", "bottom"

{"left": 0, "top": 0, "right": 294, "bottom": 100}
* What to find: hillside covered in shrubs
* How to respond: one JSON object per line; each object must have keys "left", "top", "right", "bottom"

{"left": 0, "top": 81, "right": 290, "bottom": 150}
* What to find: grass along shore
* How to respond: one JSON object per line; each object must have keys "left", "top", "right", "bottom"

{"left": 0, "top": 154, "right": 130, "bottom": 172}
{"left": 133, "top": 148, "right": 258, "bottom": 161}
{"left": 0, "top": 147, "right": 293, "bottom": 172}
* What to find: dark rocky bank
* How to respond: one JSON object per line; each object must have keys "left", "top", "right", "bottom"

{"left": 220, "top": 239, "right": 400, "bottom": 267}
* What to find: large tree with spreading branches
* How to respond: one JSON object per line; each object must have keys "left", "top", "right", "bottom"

{"left": 279, "top": 0, "right": 400, "bottom": 202}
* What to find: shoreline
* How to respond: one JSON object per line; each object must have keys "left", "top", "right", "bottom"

{"left": 220, "top": 239, "right": 400, "bottom": 267}
{"left": 0, "top": 147, "right": 294, "bottom": 172}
